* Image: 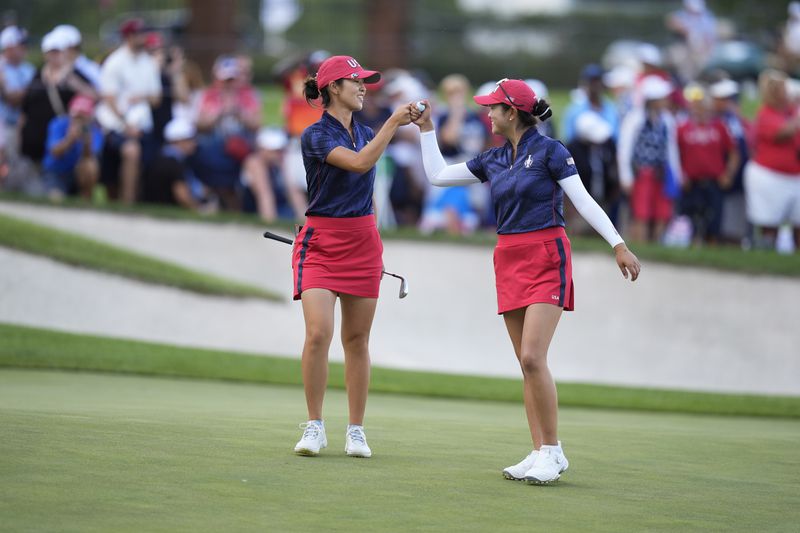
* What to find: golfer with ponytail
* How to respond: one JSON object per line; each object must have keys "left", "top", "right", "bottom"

{"left": 413, "top": 79, "right": 641, "bottom": 484}
{"left": 292, "top": 56, "right": 418, "bottom": 458}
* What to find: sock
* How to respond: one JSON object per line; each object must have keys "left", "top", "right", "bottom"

{"left": 310, "top": 419, "right": 324, "bottom": 427}
{"left": 347, "top": 424, "right": 363, "bottom": 431}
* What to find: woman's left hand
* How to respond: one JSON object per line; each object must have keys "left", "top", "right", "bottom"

{"left": 614, "top": 243, "right": 641, "bottom": 282}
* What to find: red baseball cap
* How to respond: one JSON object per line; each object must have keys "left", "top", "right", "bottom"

{"left": 474, "top": 78, "right": 537, "bottom": 113}
{"left": 69, "top": 94, "right": 95, "bottom": 117}
{"left": 315, "top": 55, "right": 381, "bottom": 90}
{"left": 120, "top": 18, "right": 147, "bottom": 37}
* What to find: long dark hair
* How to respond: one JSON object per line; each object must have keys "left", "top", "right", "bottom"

{"left": 303, "top": 77, "right": 343, "bottom": 108}
{"left": 500, "top": 98, "right": 553, "bottom": 127}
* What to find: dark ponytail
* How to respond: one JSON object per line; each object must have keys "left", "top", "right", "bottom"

{"left": 304, "top": 76, "right": 343, "bottom": 108}
{"left": 532, "top": 98, "right": 552, "bottom": 123}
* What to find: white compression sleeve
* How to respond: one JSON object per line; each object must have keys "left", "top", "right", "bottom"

{"left": 419, "top": 130, "right": 482, "bottom": 186}
{"left": 559, "top": 174, "right": 625, "bottom": 248}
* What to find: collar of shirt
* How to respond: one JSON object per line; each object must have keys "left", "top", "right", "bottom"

{"left": 502, "top": 127, "right": 541, "bottom": 168}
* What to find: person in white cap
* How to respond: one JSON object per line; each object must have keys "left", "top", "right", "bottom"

{"left": 240, "top": 126, "right": 306, "bottom": 222}
{"left": 0, "top": 26, "right": 35, "bottom": 135}
{"left": 141, "top": 116, "right": 213, "bottom": 211}
{"left": 96, "top": 18, "right": 162, "bottom": 204}
{"left": 709, "top": 78, "right": 751, "bottom": 244}
{"left": 782, "top": 2, "right": 800, "bottom": 75}
{"left": 51, "top": 24, "right": 101, "bottom": 90}
{"left": 18, "top": 30, "right": 94, "bottom": 170}
{"left": 665, "top": 0, "right": 718, "bottom": 82}
{"left": 617, "top": 75, "right": 683, "bottom": 242}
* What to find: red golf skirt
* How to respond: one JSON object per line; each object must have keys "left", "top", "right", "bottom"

{"left": 493, "top": 226, "right": 574, "bottom": 314}
{"left": 292, "top": 215, "right": 383, "bottom": 300}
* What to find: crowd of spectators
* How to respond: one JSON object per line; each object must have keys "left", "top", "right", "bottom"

{"left": 1, "top": 0, "right": 799, "bottom": 252}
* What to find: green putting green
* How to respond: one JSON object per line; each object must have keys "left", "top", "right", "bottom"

{"left": 1, "top": 370, "right": 798, "bottom": 532}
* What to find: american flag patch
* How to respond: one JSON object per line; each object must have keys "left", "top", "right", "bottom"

{"left": 566, "top": 157, "right": 575, "bottom": 166}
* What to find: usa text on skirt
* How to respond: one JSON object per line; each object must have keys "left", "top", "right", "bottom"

{"left": 292, "top": 215, "right": 383, "bottom": 300}
{"left": 493, "top": 226, "right": 574, "bottom": 314}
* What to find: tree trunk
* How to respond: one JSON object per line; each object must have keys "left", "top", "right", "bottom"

{"left": 186, "top": 0, "right": 239, "bottom": 78}
{"left": 364, "top": 0, "right": 412, "bottom": 70}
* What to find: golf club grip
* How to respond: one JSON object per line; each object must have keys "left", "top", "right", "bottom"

{"left": 263, "top": 231, "right": 294, "bottom": 245}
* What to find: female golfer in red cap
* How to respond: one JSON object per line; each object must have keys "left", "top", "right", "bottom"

{"left": 413, "top": 79, "right": 641, "bottom": 484}
{"left": 292, "top": 55, "right": 418, "bottom": 458}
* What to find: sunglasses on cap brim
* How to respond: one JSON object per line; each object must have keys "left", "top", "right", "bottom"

{"left": 495, "top": 78, "right": 524, "bottom": 110}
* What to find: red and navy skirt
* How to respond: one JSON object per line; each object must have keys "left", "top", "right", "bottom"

{"left": 493, "top": 226, "right": 574, "bottom": 314}
{"left": 292, "top": 215, "right": 383, "bottom": 300}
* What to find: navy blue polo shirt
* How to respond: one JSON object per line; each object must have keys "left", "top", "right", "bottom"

{"left": 301, "top": 111, "right": 376, "bottom": 217}
{"left": 467, "top": 128, "right": 578, "bottom": 234}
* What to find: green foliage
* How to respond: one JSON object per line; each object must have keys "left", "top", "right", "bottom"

{"left": 2, "top": 323, "right": 798, "bottom": 418}
{"left": 0, "top": 212, "right": 281, "bottom": 301}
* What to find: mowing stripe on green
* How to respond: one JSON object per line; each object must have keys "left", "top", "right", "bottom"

{"left": 1, "top": 323, "right": 798, "bottom": 418}
{"left": 0, "top": 211, "right": 280, "bottom": 301}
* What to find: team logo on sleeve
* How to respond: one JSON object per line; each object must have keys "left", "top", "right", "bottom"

{"left": 524, "top": 154, "right": 533, "bottom": 168}
{"left": 566, "top": 157, "right": 575, "bottom": 166}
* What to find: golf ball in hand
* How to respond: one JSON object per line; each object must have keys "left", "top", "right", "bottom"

{"left": 416, "top": 101, "right": 426, "bottom": 112}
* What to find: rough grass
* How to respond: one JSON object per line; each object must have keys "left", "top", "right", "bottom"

{"left": 1, "top": 323, "right": 798, "bottom": 418}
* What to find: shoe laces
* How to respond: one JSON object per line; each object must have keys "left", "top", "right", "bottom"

{"left": 299, "top": 422, "right": 322, "bottom": 440}
{"left": 347, "top": 426, "right": 366, "bottom": 445}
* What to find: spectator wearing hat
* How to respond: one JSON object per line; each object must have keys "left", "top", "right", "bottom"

{"left": 709, "top": 78, "right": 751, "bottom": 244}
{"left": 19, "top": 30, "right": 94, "bottom": 168}
{"left": 142, "top": 117, "right": 213, "bottom": 211}
{"left": 632, "top": 44, "right": 672, "bottom": 108}
{"left": 41, "top": 94, "right": 103, "bottom": 200}
{"left": 566, "top": 111, "right": 621, "bottom": 231}
{"left": 96, "top": 18, "right": 162, "bottom": 204}
{"left": 561, "top": 64, "right": 619, "bottom": 145}
{"left": 618, "top": 75, "right": 683, "bottom": 243}
{"left": 676, "top": 85, "right": 739, "bottom": 245}
{"left": 193, "top": 55, "right": 261, "bottom": 211}
{"left": 241, "top": 127, "right": 305, "bottom": 222}
{"left": 0, "top": 26, "right": 34, "bottom": 137}
{"left": 665, "top": 0, "right": 718, "bottom": 83}
{"left": 743, "top": 69, "right": 800, "bottom": 250}
{"left": 51, "top": 24, "right": 101, "bottom": 90}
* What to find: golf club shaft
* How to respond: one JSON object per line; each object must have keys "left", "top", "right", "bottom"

{"left": 263, "top": 231, "right": 294, "bottom": 245}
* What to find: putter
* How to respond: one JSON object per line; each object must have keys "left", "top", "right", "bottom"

{"left": 262, "top": 230, "right": 409, "bottom": 299}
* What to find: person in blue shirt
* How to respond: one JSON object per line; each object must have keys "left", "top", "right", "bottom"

{"left": 413, "top": 78, "right": 641, "bottom": 485}
{"left": 291, "top": 55, "right": 418, "bottom": 459}
{"left": 42, "top": 94, "right": 103, "bottom": 200}
{"left": 561, "top": 64, "right": 620, "bottom": 145}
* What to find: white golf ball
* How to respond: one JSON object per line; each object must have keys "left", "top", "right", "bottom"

{"left": 416, "top": 101, "right": 426, "bottom": 112}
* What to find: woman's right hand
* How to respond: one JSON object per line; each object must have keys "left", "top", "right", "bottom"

{"left": 388, "top": 103, "right": 414, "bottom": 127}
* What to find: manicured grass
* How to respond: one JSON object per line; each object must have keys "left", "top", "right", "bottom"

{"left": 1, "top": 369, "right": 798, "bottom": 532}
{"left": 2, "top": 323, "right": 798, "bottom": 418}
{"left": 0, "top": 212, "right": 281, "bottom": 301}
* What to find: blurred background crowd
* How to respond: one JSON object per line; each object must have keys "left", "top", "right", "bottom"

{"left": 1, "top": 0, "right": 799, "bottom": 252}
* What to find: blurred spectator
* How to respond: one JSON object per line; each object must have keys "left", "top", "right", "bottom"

{"left": 632, "top": 44, "right": 671, "bottom": 107}
{"left": 96, "top": 18, "right": 162, "bottom": 204}
{"left": 194, "top": 55, "right": 261, "bottom": 210}
{"left": 419, "top": 74, "right": 487, "bottom": 235}
{"left": 19, "top": 31, "right": 94, "bottom": 169}
{"left": 603, "top": 65, "right": 636, "bottom": 121}
{"left": 384, "top": 71, "right": 429, "bottom": 226}
{"left": 665, "top": 0, "right": 718, "bottom": 82}
{"left": 0, "top": 26, "right": 34, "bottom": 147}
{"left": 782, "top": 2, "right": 800, "bottom": 76}
{"left": 172, "top": 60, "right": 205, "bottom": 123}
{"left": 241, "top": 127, "right": 305, "bottom": 222}
{"left": 41, "top": 94, "right": 102, "bottom": 200}
{"left": 709, "top": 78, "right": 751, "bottom": 244}
{"left": 566, "top": 111, "right": 621, "bottom": 229}
{"left": 147, "top": 33, "right": 190, "bottom": 147}
{"left": 561, "top": 64, "right": 619, "bottom": 144}
{"left": 676, "top": 84, "right": 739, "bottom": 245}
{"left": 52, "top": 24, "right": 101, "bottom": 89}
{"left": 743, "top": 69, "right": 800, "bottom": 250}
{"left": 142, "top": 117, "right": 215, "bottom": 212}
{"left": 618, "top": 75, "right": 683, "bottom": 243}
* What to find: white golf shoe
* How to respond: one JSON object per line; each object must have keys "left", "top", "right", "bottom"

{"left": 502, "top": 450, "right": 539, "bottom": 480}
{"left": 524, "top": 444, "right": 569, "bottom": 485}
{"left": 344, "top": 425, "right": 372, "bottom": 458}
{"left": 294, "top": 420, "right": 327, "bottom": 456}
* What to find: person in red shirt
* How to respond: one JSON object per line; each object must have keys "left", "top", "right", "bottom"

{"left": 677, "top": 85, "right": 740, "bottom": 244}
{"left": 744, "top": 69, "right": 800, "bottom": 249}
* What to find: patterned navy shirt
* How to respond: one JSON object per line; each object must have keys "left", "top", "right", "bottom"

{"left": 467, "top": 128, "right": 578, "bottom": 234}
{"left": 301, "top": 111, "right": 376, "bottom": 217}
